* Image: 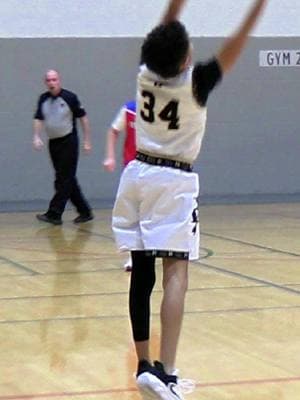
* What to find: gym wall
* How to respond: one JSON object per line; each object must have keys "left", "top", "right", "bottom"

{"left": 0, "top": 1, "right": 299, "bottom": 210}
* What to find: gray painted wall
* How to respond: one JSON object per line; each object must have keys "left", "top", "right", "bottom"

{"left": 0, "top": 36, "right": 299, "bottom": 211}
{"left": 0, "top": 1, "right": 298, "bottom": 37}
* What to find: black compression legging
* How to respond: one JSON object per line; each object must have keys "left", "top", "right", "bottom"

{"left": 129, "top": 251, "right": 156, "bottom": 342}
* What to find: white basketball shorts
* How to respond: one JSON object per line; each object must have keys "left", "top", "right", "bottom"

{"left": 112, "top": 160, "right": 200, "bottom": 260}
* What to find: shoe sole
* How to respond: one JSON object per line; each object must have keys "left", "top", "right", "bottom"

{"left": 36, "top": 216, "right": 62, "bottom": 225}
{"left": 73, "top": 217, "right": 93, "bottom": 224}
{"left": 138, "top": 386, "right": 160, "bottom": 400}
{"left": 137, "top": 372, "right": 182, "bottom": 400}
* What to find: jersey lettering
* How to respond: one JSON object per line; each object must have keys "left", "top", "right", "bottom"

{"left": 159, "top": 100, "right": 179, "bottom": 129}
{"left": 140, "top": 91, "right": 180, "bottom": 130}
{"left": 140, "top": 90, "right": 155, "bottom": 123}
{"left": 192, "top": 206, "right": 199, "bottom": 235}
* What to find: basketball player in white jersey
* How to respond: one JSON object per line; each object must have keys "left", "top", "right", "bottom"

{"left": 112, "top": 1, "right": 267, "bottom": 399}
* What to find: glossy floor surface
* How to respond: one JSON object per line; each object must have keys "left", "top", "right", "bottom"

{"left": 0, "top": 203, "right": 300, "bottom": 399}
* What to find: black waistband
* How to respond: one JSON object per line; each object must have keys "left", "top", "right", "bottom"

{"left": 136, "top": 151, "right": 193, "bottom": 172}
{"left": 49, "top": 131, "right": 74, "bottom": 142}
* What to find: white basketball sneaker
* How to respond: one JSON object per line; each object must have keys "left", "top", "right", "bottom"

{"left": 136, "top": 360, "right": 195, "bottom": 400}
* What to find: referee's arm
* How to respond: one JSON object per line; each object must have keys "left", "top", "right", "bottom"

{"left": 32, "top": 119, "right": 44, "bottom": 151}
{"left": 79, "top": 115, "right": 92, "bottom": 154}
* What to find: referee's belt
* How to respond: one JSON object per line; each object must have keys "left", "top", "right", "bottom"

{"left": 136, "top": 151, "right": 193, "bottom": 172}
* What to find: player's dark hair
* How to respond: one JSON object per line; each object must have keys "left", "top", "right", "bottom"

{"left": 141, "top": 21, "right": 189, "bottom": 79}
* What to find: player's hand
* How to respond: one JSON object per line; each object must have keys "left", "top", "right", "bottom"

{"left": 83, "top": 140, "right": 92, "bottom": 154}
{"left": 103, "top": 158, "right": 116, "bottom": 172}
{"left": 33, "top": 136, "right": 44, "bottom": 150}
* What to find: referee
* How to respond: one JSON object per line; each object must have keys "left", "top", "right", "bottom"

{"left": 33, "top": 69, "right": 93, "bottom": 225}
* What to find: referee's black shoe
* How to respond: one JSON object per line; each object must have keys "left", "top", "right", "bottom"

{"left": 36, "top": 213, "right": 62, "bottom": 226}
{"left": 73, "top": 213, "right": 94, "bottom": 224}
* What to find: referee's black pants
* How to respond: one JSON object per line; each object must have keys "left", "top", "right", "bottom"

{"left": 47, "top": 132, "right": 91, "bottom": 218}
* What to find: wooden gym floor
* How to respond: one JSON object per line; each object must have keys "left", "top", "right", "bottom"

{"left": 0, "top": 202, "right": 300, "bottom": 399}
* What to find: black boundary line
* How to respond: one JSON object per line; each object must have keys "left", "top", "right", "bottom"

{"left": 0, "top": 223, "right": 213, "bottom": 278}
{"left": 198, "top": 261, "right": 300, "bottom": 296}
{"left": 0, "top": 255, "right": 38, "bottom": 275}
{"left": 0, "top": 285, "right": 270, "bottom": 302}
{"left": 1, "top": 304, "right": 300, "bottom": 325}
{"left": 0, "top": 267, "right": 124, "bottom": 279}
{"left": 202, "top": 231, "right": 300, "bottom": 257}
{"left": 199, "top": 229, "right": 300, "bottom": 295}
{"left": 3, "top": 283, "right": 300, "bottom": 302}
{"left": 0, "top": 226, "right": 113, "bottom": 277}
{"left": 0, "top": 261, "right": 220, "bottom": 278}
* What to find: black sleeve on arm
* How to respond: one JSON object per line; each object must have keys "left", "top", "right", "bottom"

{"left": 33, "top": 94, "right": 46, "bottom": 120}
{"left": 63, "top": 90, "right": 87, "bottom": 118}
{"left": 192, "top": 59, "right": 222, "bottom": 107}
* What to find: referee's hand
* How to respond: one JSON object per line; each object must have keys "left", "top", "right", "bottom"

{"left": 33, "top": 136, "right": 44, "bottom": 151}
{"left": 83, "top": 140, "right": 92, "bottom": 154}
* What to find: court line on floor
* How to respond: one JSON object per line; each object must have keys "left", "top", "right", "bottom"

{"left": 1, "top": 282, "right": 299, "bottom": 304}
{"left": 0, "top": 284, "right": 271, "bottom": 301}
{"left": 0, "top": 267, "right": 125, "bottom": 278}
{"left": 1, "top": 304, "right": 300, "bottom": 325}
{"left": 0, "top": 255, "right": 38, "bottom": 275}
{"left": 1, "top": 375, "right": 300, "bottom": 399}
{"left": 198, "top": 261, "right": 300, "bottom": 296}
{"left": 0, "top": 246, "right": 213, "bottom": 279}
{"left": 202, "top": 231, "right": 300, "bottom": 257}
{"left": 76, "top": 228, "right": 213, "bottom": 260}
{"left": 198, "top": 375, "right": 300, "bottom": 388}
{"left": 0, "top": 226, "right": 113, "bottom": 276}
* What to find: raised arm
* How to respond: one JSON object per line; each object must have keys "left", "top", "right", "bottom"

{"left": 160, "top": 0, "right": 187, "bottom": 25}
{"left": 217, "top": 0, "right": 267, "bottom": 74}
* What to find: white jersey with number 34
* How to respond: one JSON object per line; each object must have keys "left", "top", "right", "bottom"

{"left": 136, "top": 64, "right": 207, "bottom": 164}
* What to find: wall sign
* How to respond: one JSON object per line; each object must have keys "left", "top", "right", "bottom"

{"left": 259, "top": 50, "right": 300, "bottom": 67}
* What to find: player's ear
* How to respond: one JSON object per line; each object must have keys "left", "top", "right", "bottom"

{"left": 181, "top": 45, "right": 192, "bottom": 70}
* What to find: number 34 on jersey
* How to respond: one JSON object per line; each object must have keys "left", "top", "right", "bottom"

{"left": 140, "top": 90, "right": 180, "bottom": 130}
